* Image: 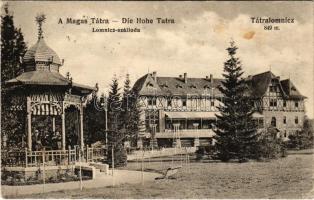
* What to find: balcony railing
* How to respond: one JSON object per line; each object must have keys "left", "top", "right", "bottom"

{"left": 156, "top": 129, "right": 215, "bottom": 138}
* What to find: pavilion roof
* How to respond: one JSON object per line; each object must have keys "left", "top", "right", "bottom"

{"left": 5, "top": 70, "right": 96, "bottom": 92}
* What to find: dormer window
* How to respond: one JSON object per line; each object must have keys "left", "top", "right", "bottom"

{"left": 190, "top": 84, "right": 196, "bottom": 89}
{"left": 161, "top": 83, "right": 168, "bottom": 88}
{"left": 146, "top": 82, "right": 154, "bottom": 87}
{"left": 176, "top": 84, "right": 182, "bottom": 88}
{"left": 270, "top": 86, "right": 276, "bottom": 92}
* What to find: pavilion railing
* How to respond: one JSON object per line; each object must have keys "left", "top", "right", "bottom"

{"left": 26, "top": 149, "right": 77, "bottom": 167}
{"left": 1, "top": 146, "right": 106, "bottom": 168}
{"left": 1, "top": 150, "right": 26, "bottom": 167}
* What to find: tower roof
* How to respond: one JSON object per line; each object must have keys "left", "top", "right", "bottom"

{"left": 23, "top": 37, "right": 62, "bottom": 65}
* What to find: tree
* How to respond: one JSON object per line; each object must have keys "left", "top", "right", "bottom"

{"left": 121, "top": 74, "right": 144, "bottom": 148}
{"left": 83, "top": 92, "right": 106, "bottom": 145}
{"left": 107, "top": 75, "right": 127, "bottom": 167}
{"left": 1, "top": 4, "right": 27, "bottom": 149}
{"left": 1, "top": 4, "right": 27, "bottom": 82}
{"left": 214, "top": 41, "right": 259, "bottom": 162}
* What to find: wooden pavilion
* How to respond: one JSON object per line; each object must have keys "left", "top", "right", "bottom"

{"left": 4, "top": 15, "right": 96, "bottom": 152}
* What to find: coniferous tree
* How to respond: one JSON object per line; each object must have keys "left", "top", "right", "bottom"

{"left": 83, "top": 92, "right": 106, "bottom": 145}
{"left": 1, "top": 4, "right": 27, "bottom": 82}
{"left": 1, "top": 4, "right": 27, "bottom": 149}
{"left": 107, "top": 75, "right": 127, "bottom": 167}
{"left": 121, "top": 74, "right": 143, "bottom": 148}
{"left": 214, "top": 41, "right": 258, "bottom": 162}
{"left": 121, "top": 74, "right": 132, "bottom": 145}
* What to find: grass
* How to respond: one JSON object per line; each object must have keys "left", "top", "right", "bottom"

{"left": 5, "top": 150, "right": 314, "bottom": 199}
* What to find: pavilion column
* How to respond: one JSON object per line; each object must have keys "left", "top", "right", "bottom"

{"left": 80, "top": 107, "right": 84, "bottom": 150}
{"left": 61, "top": 112, "right": 66, "bottom": 150}
{"left": 201, "top": 118, "right": 203, "bottom": 129}
{"left": 52, "top": 116, "right": 56, "bottom": 132}
{"left": 27, "top": 112, "right": 32, "bottom": 150}
{"left": 26, "top": 97, "right": 32, "bottom": 150}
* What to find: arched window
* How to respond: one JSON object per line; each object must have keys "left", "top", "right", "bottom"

{"left": 271, "top": 117, "right": 276, "bottom": 127}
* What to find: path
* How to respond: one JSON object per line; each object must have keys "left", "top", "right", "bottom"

{"left": 1, "top": 170, "right": 160, "bottom": 197}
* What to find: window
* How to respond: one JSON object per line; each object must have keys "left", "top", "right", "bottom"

{"left": 283, "top": 116, "right": 286, "bottom": 124}
{"left": 295, "top": 116, "right": 299, "bottom": 124}
{"left": 146, "top": 82, "right": 154, "bottom": 87}
{"left": 148, "top": 97, "right": 156, "bottom": 106}
{"left": 270, "top": 99, "right": 277, "bottom": 107}
{"left": 270, "top": 86, "right": 276, "bottom": 92}
{"left": 295, "top": 101, "right": 299, "bottom": 108}
{"left": 271, "top": 117, "right": 276, "bottom": 127}
{"left": 182, "top": 99, "right": 187, "bottom": 107}
{"left": 211, "top": 101, "right": 214, "bottom": 106}
{"left": 283, "top": 100, "right": 286, "bottom": 107}
{"left": 176, "top": 84, "right": 182, "bottom": 88}
{"left": 145, "top": 110, "right": 159, "bottom": 133}
{"left": 284, "top": 130, "right": 287, "bottom": 138}
{"left": 167, "top": 99, "right": 172, "bottom": 107}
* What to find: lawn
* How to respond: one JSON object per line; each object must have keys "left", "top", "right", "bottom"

{"left": 8, "top": 150, "right": 314, "bottom": 199}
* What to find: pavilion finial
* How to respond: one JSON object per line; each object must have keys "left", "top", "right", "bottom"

{"left": 95, "top": 83, "right": 99, "bottom": 92}
{"left": 35, "top": 13, "right": 46, "bottom": 39}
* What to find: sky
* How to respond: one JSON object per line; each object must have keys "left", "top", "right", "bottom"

{"left": 5, "top": 1, "right": 314, "bottom": 118}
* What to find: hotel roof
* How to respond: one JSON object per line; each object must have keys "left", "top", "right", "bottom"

{"left": 133, "top": 71, "right": 305, "bottom": 99}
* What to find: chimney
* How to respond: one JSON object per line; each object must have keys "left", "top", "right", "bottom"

{"left": 179, "top": 75, "right": 182, "bottom": 78}
{"left": 210, "top": 74, "right": 213, "bottom": 83}
{"left": 184, "top": 73, "right": 187, "bottom": 83}
{"left": 152, "top": 71, "right": 157, "bottom": 82}
{"left": 205, "top": 75, "right": 209, "bottom": 79}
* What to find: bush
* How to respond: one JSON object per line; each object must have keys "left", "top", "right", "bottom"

{"left": 195, "top": 146, "right": 207, "bottom": 160}
{"left": 107, "top": 144, "right": 127, "bottom": 167}
{"left": 255, "top": 129, "right": 287, "bottom": 160}
{"left": 287, "top": 118, "right": 313, "bottom": 150}
{"left": 195, "top": 145, "right": 217, "bottom": 160}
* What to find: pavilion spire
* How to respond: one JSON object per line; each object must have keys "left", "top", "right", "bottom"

{"left": 35, "top": 13, "right": 46, "bottom": 40}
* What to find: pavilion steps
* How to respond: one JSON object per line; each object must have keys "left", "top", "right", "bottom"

{"left": 89, "top": 162, "right": 110, "bottom": 174}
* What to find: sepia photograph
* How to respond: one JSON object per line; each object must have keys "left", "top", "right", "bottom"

{"left": 1, "top": 1, "right": 313, "bottom": 199}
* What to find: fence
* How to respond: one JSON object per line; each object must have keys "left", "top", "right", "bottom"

{"left": 86, "top": 147, "right": 106, "bottom": 162}
{"left": 127, "top": 147, "right": 196, "bottom": 161}
{"left": 1, "top": 146, "right": 106, "bottom": 168}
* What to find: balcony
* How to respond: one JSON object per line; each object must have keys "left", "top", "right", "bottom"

{"left": 155, "top": 129, "right": 215, "bottom": 139}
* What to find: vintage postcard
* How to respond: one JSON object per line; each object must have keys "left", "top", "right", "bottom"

{"left": 1, "top": 1, "right": 313, "bottom": 199}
